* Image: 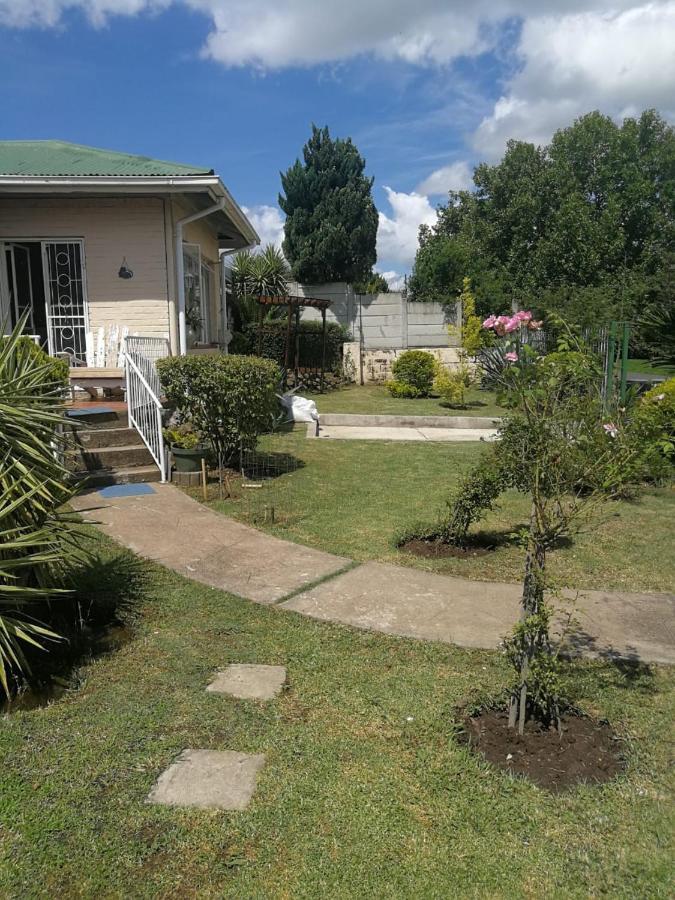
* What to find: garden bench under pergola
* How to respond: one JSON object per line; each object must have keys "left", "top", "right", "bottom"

{"left": 256, "top": 294, "right": 332, "bottom": 391}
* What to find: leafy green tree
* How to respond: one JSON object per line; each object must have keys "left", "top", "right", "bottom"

{"left": 354, "top": 271, "right": 389, "bottom": 294}
{"left": 279, "top": 125, "right": 378, "bottom": 283}
{"left": 409, "top": 109, "right": 675, "bottom": 325}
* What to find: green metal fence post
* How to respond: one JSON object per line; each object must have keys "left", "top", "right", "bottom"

{"left": 619, "top": 322, "right": 630, "bottom": 405}
{"left": 605, "top": 321, "right": 617, "bottom": 408}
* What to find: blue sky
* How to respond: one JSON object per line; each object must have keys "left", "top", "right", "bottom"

{"left": 1, "top": 1, "right": 673, "bottom": 284}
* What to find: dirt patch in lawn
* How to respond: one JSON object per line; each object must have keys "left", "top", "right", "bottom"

{"left": 460, "top": 708, "right": 625, "bottom": 791}
{"left": 401, "top": 536, "right": 495, "bottom": 559}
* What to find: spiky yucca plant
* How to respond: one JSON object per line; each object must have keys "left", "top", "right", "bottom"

{"left": 0, "top": 318, "right": 80, "bottom": 694}
{"left": 230, "top": 244, "right": 290, "bottom": 329}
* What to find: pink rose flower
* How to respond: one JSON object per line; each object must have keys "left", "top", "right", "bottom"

{"left": 505, "top": 351, "right": 519, "bottom": 362}
{"left": 528, "top": 320, "right": 543, "bottom": 331}
{"left": 514, "top": 310, "right": 532, "bottom": 322}
{"left": 482, "top": 315, "right": 497, "bottom": 329}
{"left": 504, "top": 317, "right": 520, "bottom": 333}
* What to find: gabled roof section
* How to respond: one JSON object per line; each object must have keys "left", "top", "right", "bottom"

{"left": 0, "top": 140, "right": 214, "bottom": 177}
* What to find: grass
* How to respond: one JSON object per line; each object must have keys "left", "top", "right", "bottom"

{"left": 626, "top": 359, "right": 675, "bottom": 377}
{"left": 204, "top": 428, "right": 675, "bottom": 593}
{"left": 308, "top": 383, "right": 504, "bottom": 418}
{"left": 0, "top": 528, "right": 672, "bottom": 897}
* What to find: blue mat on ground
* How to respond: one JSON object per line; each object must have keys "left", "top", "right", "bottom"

{"left": 98, "top": 483, "right": 156, "bottom": 498}
{"left": 67, "top": 406, "right": 116, "bottom": 417}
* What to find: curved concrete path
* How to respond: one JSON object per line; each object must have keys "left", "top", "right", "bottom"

{"left": 73, "top": 484, "right": 675, "bottom": 665}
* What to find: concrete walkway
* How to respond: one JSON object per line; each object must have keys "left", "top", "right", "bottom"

{"left": 72, "top": 485, "right": 349, "bottom": 605}
{"left": 310, "top": 413, "right": 500, "bottom": 443}
{"left": 73, "top": 484, "right": 675, "bottom": 664}
{"left": 282, "top": 562, "right": 675, "bottom": 665}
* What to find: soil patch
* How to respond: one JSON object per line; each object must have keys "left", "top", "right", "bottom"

{"left": 461, "top": 708, "right": 625, "bottom": 791}
{"left": 401, "top": 536, "right": 494, "bottom": 559}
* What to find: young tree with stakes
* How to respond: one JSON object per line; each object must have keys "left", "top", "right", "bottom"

{"left": 447, "top": 313, "right": 636, "bottom": 733}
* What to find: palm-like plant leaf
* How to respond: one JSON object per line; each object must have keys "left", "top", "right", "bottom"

{"left": 230, "top": 244, "right": 290, "bottom": 328}
{"left": 0, "top": 316, "right": 81, "bottom": 694}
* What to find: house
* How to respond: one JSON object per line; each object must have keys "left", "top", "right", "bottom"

{"left": 0, "top": 140, "right": 258, "bottom": 388}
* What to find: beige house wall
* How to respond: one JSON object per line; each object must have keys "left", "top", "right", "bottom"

{"left": 171, "top": 198, "right": 221, "bottom": 345}
{"left": 0, "top": 196, "right": 172, "bottom": 342}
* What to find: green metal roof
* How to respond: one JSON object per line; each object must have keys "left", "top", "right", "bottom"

{"left": 0, "top": 140, "right": 214, "bottom": 177}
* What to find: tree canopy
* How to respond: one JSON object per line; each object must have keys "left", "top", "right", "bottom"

{"left": 408, "top": 110, "right": 675, "bottom": 329}
{"left": 279, "top": 125, "right": 378, "bottom": 284}
{"left": 353, "top": 271, "right": 389, "bottom": 294}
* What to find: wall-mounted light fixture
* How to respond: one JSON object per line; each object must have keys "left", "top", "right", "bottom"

{"left": 118, "top": 257, "right": 134, "bottom": 279}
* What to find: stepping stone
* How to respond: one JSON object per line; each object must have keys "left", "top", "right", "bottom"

{"left": 206, "top": 664, "right": 287, "bottom": 700}
{"left": 147, "top": 749, "right": 266, "bottom": 810}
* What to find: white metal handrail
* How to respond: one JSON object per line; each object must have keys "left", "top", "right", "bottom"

{"left": 124, "top": 336, "right": 169, "bottom": 396}
{"left": 124, "top": 350, "right": 167, "bottom": 482}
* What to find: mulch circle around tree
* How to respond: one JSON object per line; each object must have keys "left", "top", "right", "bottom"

{"left": 460, "top": 708, "right": 625, "bottom": 791}
{"left": 400, "top": 536, "right": 494, "bottom": 559}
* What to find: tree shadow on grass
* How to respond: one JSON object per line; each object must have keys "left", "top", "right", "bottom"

{"left": 4, "top": 549, "right": 147, "bottom": 711}
{"left": 438, "top": 400, "right": 490, "bottom": 410}
{"left": 564, "top": 630, "right": 656, "bottom": 695}
{"left": 240, "top": 451, "right": 305, "bottom": 482}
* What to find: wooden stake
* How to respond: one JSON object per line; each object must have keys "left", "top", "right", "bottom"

{"left": 201, "top": 457, "right": 208, "bottom": 501}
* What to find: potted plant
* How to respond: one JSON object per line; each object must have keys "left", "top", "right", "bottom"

{"left": 163, "top": 422, "right": 207, "bottom": 473}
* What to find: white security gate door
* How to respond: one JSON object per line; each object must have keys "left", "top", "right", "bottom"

{"left": 42, "top": 240, "right": 88, "bottom": 363}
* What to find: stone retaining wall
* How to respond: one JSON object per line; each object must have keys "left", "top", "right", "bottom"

{"left": 343, "top": 342, "right": 462, "bottom": 384}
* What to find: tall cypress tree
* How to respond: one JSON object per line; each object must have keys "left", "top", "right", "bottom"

{"left": 279, "top": 125, "right": 378, "bottom": 283}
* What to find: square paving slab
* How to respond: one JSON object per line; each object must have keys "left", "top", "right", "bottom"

{"left": 207, "top": 664, "right": 287, "bottom": 700}
{"left": 147, "top": 749, "right": 266, "bottom": 810}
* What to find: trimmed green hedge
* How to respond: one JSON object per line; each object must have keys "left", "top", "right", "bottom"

{"left": 157, "top": 354, "right": 280, "bottom": 463}
{"left": 230, "top": 320, "right": 350, "bottom": 372}
{"left": 390, "top": 350, "right": 436, "bottom": 398}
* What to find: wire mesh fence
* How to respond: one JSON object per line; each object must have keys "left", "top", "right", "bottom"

{"left": 238, "top": 447, "right": 300, "bottom": 526}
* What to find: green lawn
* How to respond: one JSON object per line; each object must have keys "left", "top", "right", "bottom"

{"left": 308, "top": 383, "right": 504, "bottom": 418}
{"left": 206, "top": 428, "right": 675, "bottom": 594}
{"left": 1, "top": 529, "right": 672, "bottom": 897}
{"left": 626, "top": 359, "right": 675, "bottom": 377}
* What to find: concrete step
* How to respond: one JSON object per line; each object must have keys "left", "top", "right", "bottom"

{"left": 68, "top": 444, "right": 154, "bottom": 472}
{"left": 72, "top": 426, "right": 144, "bottom": 450}
{"left": 75, "top": 465, "right": 162, "bottom": 487}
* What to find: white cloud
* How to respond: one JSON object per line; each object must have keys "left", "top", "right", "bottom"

{"left": 377, "top": 186, "right": 437, "bottom": 268}
{"left": 474, "top": 3, "right": 675, "bottom": 158}
{"left": 241, "top": 204, "right": 285, "bottom": 249}
{"left": 377, "top": 269, "right": 407, "bottom": 291}
{"left": 0, "top": 0, "right": 169, "bottom": 28}
{"left": 417, "top": 160, "right": 473, "bottom": 196}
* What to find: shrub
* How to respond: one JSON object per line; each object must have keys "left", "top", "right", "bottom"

{"left": 391, "top": 350, "right": 436, "bottom": 397}
{"left": 231, "top": 320, "right": 350, "bottom": 374}
{"left": 0, "top": 320, "right": 80, "bottom": 694}
{"left": 440, "top": 451, "right": 505, "bottom": 546}
{"left": 434, "top": 359, "right": 475, "bottom": 407}
{"left": 2, "top": 336, "right": 70, "bottom": 392}
{"left": 386, "top": 380, "right": 420, "bottom": 398}
{"left": 630, "top": 377, "right": 675, "bottom": 479}
{"left": 157, "top": 354, "right": 280, "bottom": 464}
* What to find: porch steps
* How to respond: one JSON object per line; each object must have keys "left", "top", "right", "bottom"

{"left": 67, "top": 407, "right": 161, "bottom": 486}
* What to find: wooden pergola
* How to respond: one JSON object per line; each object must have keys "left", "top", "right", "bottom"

{"left": 256, "top": 294, "right": 332, "bottom": 391}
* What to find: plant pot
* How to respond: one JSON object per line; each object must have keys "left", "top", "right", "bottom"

{"left": 171, "top": 444, "right": 206, "bottom": 473}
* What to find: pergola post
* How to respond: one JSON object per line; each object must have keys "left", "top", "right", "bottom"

{"left": 284, "top": 300, "right": 293, "bottom": 372}
{"left": 320, "top": 307, "right": 327, "bottom": 393}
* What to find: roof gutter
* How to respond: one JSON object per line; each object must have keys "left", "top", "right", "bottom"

{"left": 175, "top": 198, "right": 226, "bottom": 355}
